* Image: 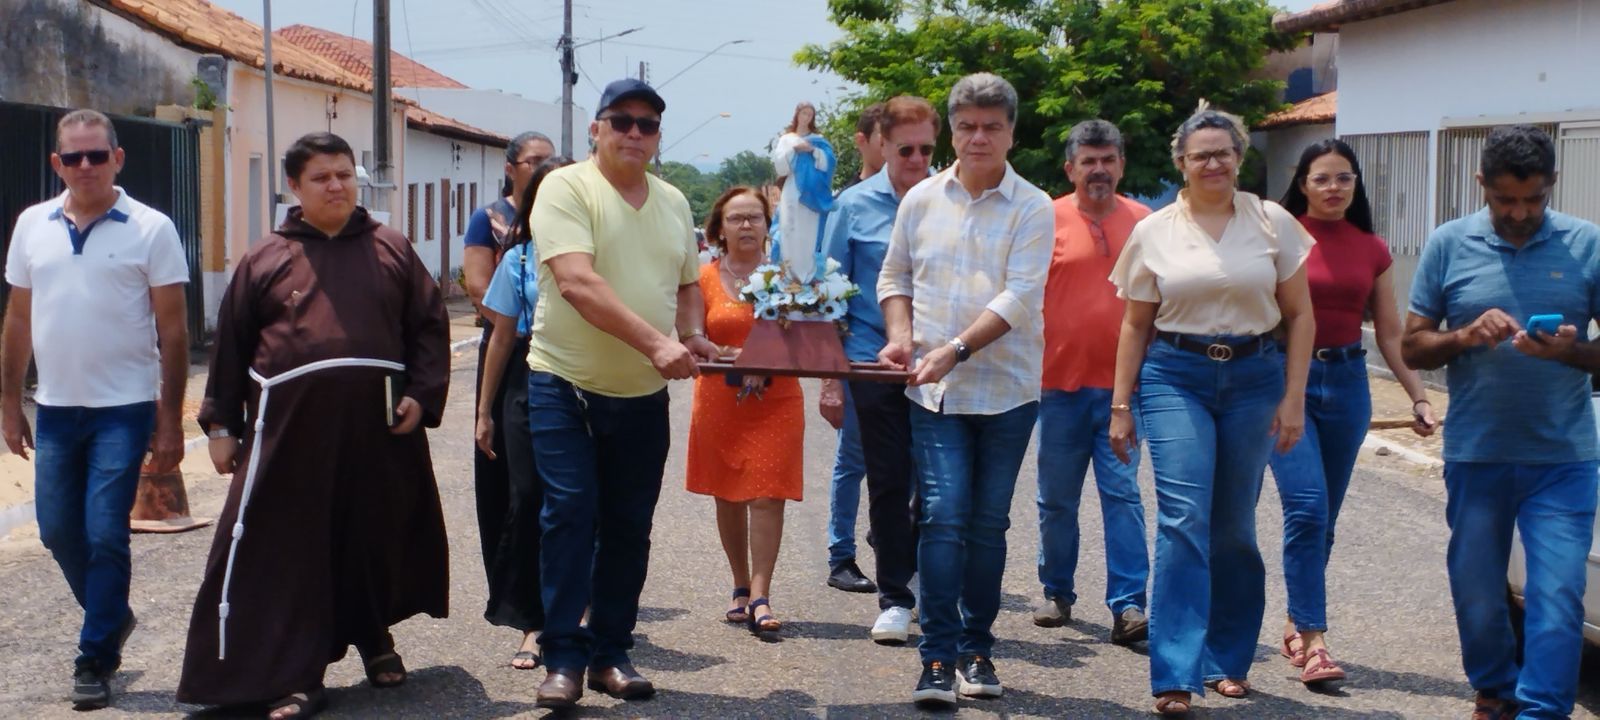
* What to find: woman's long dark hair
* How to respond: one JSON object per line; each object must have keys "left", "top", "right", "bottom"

{"left": 1280, "top": 139, "right": 1376, "bottom": 234}
{"left": 510, "top": 156, "right": 575, "bottom": 243}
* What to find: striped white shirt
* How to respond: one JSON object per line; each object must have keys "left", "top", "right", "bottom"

{"left": 877, "top": 162, "right": 1054, "bottom": 415}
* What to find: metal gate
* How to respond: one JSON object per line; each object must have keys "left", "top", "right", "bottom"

{"left": 0, "top": 101, "right": 205, "bottom": 347}
{"left": 1556, "top": 122, "right": 1600, "bottom": 225}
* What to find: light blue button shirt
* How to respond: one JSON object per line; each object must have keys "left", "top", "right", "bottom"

{"left": 1409, "top": 207, "right": 1600, "bottom": 464}
{"left": 823, "top": 168, "right": 901, "bottom": 363}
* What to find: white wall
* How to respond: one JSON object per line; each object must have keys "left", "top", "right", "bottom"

{"left": 405, "top": 88, "right": 588, "bottom": 159}
{"left": 401, "top": 129, "right": 498, "bottom": 285}
{"left": 1262, "top": 124, "right": 1335, "bottom": 202}
{"left": 1336, "top": 0, "right": 1600, "bottom": 136}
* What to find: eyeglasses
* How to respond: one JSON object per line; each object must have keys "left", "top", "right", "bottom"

{"left": 600, "top": 114, "right": 661, "bottom": 136}
{"left": 512, "top": 155, "right": 552, "bottom": 168}
{"left": 895, "top": 144, "right": 935, "bottom": 159}
{"left": 724, "top": 213, "right": 765, "bottom": 227}
{"left": 58, "top": 150, "right": 113, "bottom": 167}
{"left": 1182, "top": 149, "right": 1237, "bottom": 167}
{"left": 1086, "top": 218, "right": 1110, "bottom": 257}
{"left": 1307, "top": 172, "right": 1358, "bottom": 189}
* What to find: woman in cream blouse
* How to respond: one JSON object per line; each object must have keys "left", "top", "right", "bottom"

{"left": 1107, "top": 106, "right": 1315, "bottom": 716}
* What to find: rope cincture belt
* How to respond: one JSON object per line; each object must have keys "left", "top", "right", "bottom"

{"left": 216, "top": 357, "right": 406, "bottom": 660}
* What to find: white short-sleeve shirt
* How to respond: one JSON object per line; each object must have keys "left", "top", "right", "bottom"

{"left": 1110, "top": 191, "right": 1313, "bottom": 336}
{"left": 5, "top": 188, "right": 190, "bottom": 407}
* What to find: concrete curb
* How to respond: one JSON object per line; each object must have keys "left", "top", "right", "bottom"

{"left": 1361, "top": 434, "right": 1443, "bottom": 468}
{"left": 451, "top": 336, "right": 481, "bottom": 353}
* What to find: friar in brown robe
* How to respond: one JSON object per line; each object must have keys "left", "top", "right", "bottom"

{"left": 176, "top": 132, "right": 449, "bottom": 714}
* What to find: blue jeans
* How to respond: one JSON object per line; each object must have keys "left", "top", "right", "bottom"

{"left": 1036, "top": 387, "right": 1148, "bottom": 614}
{"left": 1140, "top": 338, "right": 1283, "bottom": 696}
{"left": 527, "top": 372, "right": 670, "bottom": 671}
{"left": 827, "top": 384, "right": 866, "bottom": 568}
{"left": 1268, "top": 348, "right": 1371, "bottom": 631}
{"left": 911, "top": 401, "right": 1038, "bottom": 664}
{"left": 1444, "top": 461, "right": 1597, "bottom": 720}
{"left": 34, "top": 402, "right": 155, "bottom": 673}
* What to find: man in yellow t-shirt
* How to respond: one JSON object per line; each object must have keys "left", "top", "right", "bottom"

{"left": 526, "top": 78, "right": 719, "bottom": 710}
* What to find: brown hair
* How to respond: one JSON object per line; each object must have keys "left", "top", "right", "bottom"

{"left": 878, "top": 96, "right": 940, "bottom": 141}
{"left": 785, "top": 101, "right": 818, "bottom": 135}
{"left": 855, "top": 102, "right": 885, "bottom": 138}
{"left": 704, "top": 186, "right": 771, "bottom": 254}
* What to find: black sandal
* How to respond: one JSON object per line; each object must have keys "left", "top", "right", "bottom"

{"left": 267, "top": 687, "right": 327, "bottom": 719}
{"left": 357, "top": 634, "right": 407, "bottom": 689}
{"left": 746, "top": 597, "right": 781, "bottom": 635}
{"left": 726, "top": 587, "right": 751, "bottom": 624}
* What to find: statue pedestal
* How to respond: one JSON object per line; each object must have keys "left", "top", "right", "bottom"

{"left": 697, "top": 319, "right": 912, "bottom": 383}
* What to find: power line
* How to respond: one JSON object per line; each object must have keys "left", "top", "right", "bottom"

{"left": 411, "top": 36, "right": 788, "bottom": 63}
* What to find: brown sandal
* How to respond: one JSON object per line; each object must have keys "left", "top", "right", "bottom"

{"left": 1206, "top": 678, "right": 1250, "bottom": 698}
{"left": 1153, "top": 691, "right": 1192, "bottom": 716}
{"left": 1300, "top": 648, "right": 1347, "bottom": 684}
{"left": 1282, "top": 631, "right": 1307, "bottom": 667}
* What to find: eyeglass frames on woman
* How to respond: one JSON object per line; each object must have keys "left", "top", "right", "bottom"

{"left": 1182, "top": 149, "right": 1237, "bottom": 168}
{"left": 600, "top": 114, "right": 661, "bottom": 136}
{"left": 895, "top": 144, "right": 935, "bottom": 159}
{"left": 723, "top": 213, "right": 766, "bottom": 227}
{"left": 58, "top": 150, "right": 113, "bottom": 167}
{"left": 1307, "top": 173, "right": 1358, "bottom": 189}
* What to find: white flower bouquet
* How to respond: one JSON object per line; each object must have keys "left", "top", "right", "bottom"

{"left": 737, "top": 257, "right": 860, "bottom": 327}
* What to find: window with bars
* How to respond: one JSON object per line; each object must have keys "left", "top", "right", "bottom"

{"left": 424, "top": 183, "right": 435, "bottom": 240}
{"left": 406, "top": 184, "right": 418, "bottom": 242}
{"left": 440, "top": 179, "right": 452, "bottom": 239}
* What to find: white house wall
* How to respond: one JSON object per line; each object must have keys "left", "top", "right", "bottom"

{"left": 1263, "top": 123, "right": 1336, "bottom": 202}
{"left": 1336, "top": 0, "right": 1600, "bottom": 136}
{"left": 402, "top": 129, "right": 500, "bottom": 287}
{"left": 404, "top": 88, "right": 588, "bottom": 159}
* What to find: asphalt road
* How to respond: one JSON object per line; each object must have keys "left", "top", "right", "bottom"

{"left": 3, "top": 351, "right": 1600, "bottom": 718}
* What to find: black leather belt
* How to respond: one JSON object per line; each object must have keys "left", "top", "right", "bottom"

{"left": 1155, "top": 331, "right": 1270, "bottom": 362}
{"left": 1313, "top": 345, "right": 1367, "bottom": 363}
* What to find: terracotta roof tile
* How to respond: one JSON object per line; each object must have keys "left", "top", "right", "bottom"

{"left": 99, "top": 0, "right": 373, "bottom": 93}
{"left": 405, "top": 106, "right": 508, "bottom": 147}
{"left": 1258, "top": 91, "right": 1337, "bottom": 130}
{"left": 1274, "top": 0, "right": 1457, "bottom": 34}
{"left": 275, "top": 24, "right": 468, "bottom": 89}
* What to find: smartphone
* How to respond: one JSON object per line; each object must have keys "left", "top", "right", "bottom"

{"left": 1526, "top": 313, "right": 1564, "bottom": 337}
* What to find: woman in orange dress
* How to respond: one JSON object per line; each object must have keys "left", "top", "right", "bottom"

{"left": 686, "top": 186, "right": 805, "bottom": 638}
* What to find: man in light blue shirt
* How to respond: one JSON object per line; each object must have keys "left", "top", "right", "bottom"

{"left": 818, "top": 95, "right": 941, "bottom": 645}
{"left": 1403, "top": 124, "right": 1600, "bottom": 720}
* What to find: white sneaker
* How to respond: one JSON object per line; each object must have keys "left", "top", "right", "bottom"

{"left": 872, "top": 606, "right": 914, "bottom": 645}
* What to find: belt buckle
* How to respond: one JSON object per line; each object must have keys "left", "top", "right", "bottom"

{"left": 1314, "top": 348, "right": 1333, "bottom": 362}
{"left": 1205, "top": 343, "right": 1234, "bottom": 362}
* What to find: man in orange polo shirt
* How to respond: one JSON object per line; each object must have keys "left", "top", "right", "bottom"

{"left": 1034, "top": 120, "right": 1152, "bottom": 646}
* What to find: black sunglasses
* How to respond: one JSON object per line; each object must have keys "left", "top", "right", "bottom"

{"left": 896, "top": 144, "right": 935, "bottom": 159}
{"left": 601, "top": 114, "right": 661, "bottom": 136}
{"left": 58, "top": 150, "right": 113, "bottom": 167}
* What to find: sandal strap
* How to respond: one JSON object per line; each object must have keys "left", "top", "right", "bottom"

{"left": 732, "top": 587, "right": 751, "bottom": 600}
{"left": 1305, "top": 648, "right": 1341, "bottom": 672}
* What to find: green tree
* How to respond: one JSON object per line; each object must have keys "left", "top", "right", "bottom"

{"left": 658, "top": 161, "right": 722, "bottom": 226}
{"left": 717, "top": 150, "right": 777, "bottom": 188}
{"left": 797, "top": 0, "right": 1299, "bottom": 197}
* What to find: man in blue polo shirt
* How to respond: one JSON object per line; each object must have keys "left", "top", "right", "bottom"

{"left": 1403, "top": 124, "right": 1600, "bottom": 720}
{"left": 2, "top": 109, "right": 189, "bottom": 710}
{"left": 818, "top": 95, "right": 940, "bottom": 644}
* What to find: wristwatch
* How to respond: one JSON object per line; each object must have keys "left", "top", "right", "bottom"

{"left": 207, "top": 427, "right": 232, "bottom": 439}
{"left": 948, "top": 337, "right": 972, "bottom": 363}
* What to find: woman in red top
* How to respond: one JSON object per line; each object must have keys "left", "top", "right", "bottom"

{"left": 1272, "top": 139, "right": 1439, "bottom": 686}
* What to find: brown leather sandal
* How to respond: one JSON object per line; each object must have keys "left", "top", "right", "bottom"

{"left": 1153, "top": 691, "right": 1192, "bottom": 716}
{"left": 1281, "top": 631, "right": 1307, "bottom": 667}
{"left": 1206, "top": 678, "right": 1250, "bottom": 698}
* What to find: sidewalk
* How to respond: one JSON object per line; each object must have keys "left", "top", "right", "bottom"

{"left": 0, "top": 298, "right": 484, "bottom": 534}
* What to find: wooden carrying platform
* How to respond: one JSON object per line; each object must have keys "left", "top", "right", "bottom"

{"left": 697, "top": 319, "right": 912, "bottom": 383}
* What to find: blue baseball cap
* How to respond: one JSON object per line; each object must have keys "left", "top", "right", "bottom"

{"left": 596, "top": 79, "right": 666, "bottom": 118}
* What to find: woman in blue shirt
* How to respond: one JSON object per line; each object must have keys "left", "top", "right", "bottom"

{"left": 473, "top": 155, "right": 571, "bottom": 670}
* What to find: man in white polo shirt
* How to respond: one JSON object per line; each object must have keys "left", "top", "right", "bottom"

{"left": 1, "top": 109, "right": 189, "bottom": 711}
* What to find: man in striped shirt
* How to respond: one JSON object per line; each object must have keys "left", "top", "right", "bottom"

{"left": 877, "top": 72, "right": 1054, "bottom": 709}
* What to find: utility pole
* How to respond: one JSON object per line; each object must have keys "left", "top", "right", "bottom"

{"left": 559, "top": 0, "right": 574, "bottom": 157}
{"left": 262, "top": 0, "right": 279, "bottom": 225}
{"left": 371, "top": 0, "right": 393, "bottom": 214}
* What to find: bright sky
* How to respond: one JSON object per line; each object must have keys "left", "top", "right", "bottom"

{"left": 212, "top": 0, "right": 849, "bottom": 169}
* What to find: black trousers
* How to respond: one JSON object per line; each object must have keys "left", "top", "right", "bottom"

{"left": 473, "top": 327, "right": 544, "bottom": 631}
{"left": 849, "top": 380, "right": 919, "bottom": 610}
